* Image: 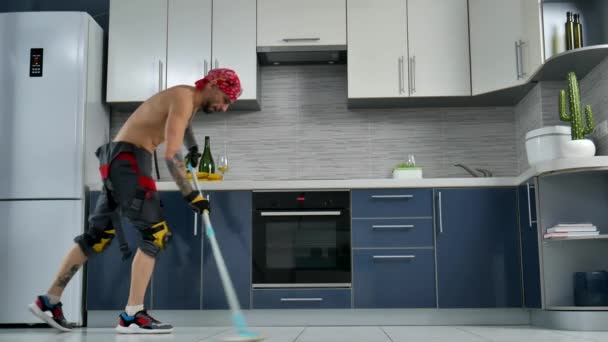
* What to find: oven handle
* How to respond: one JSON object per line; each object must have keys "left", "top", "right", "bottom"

{"left": 260, "top": 211, "right": 342, "bottom": 216}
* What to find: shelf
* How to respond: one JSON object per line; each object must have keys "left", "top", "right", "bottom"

{"left": 544, "top": 234, "right": 608, "bottom": 241}
{"left": 532, "top": 45, "right": 608, "bottom": 82}
{"left": 547, "top": 306, "right": 608, "bottom": 311}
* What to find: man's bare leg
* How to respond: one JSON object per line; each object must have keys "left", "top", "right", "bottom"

{"left": 47, "top": 244, "right": 87, "bottom": 298}
{"left": 126, "top": 248, "right": 155, "bottom": 307}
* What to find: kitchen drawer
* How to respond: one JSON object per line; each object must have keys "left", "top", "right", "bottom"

{"left": 352, "top": 189, "right": 433, "bottom": 218}
{"left": 353, "top": 249, "right": 436, "bottom": 308}
{"left": 252, "top": 289, "right": 351, "bottom": 309}
{"left": 352, "top": 218, "right": 433, "bottom": 248}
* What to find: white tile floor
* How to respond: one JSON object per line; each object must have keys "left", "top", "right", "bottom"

{"left": 1, "top": 326, "right": 608, "bottom": 342}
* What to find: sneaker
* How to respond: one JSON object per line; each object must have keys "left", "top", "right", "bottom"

{"left": 115, "top": 310, "right": 174, "bottom": 334}
{"left": 28, "top": 295, "right": 74, "bottom": 332}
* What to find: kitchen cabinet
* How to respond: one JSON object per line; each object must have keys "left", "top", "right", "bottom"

{"left": 435, "top": 188, "right": 522, "bottom": 308}
{"left": 348, "top": 0, "right": 470, "bottom": 99}
{"left": 353, "top": 249, "right": 436, "bottom": 308}
{"left": 107, "top": 0, "right": 257, "bottom": 103}
{"left": 151, "top": 192, "right": 201, "bottom": 310}
{"left": 351, "top": 188, "right": 435, "bottom": 308}
{"left": 107, "top": 0, "right": 167, "bottom": 102}
{"left": 86, "top": 191, "right": 151, "bottom": 310}
{"left": 253, "top": 289, "right": 351, "bottom": 309}
{"left": 347, "top": 0, "right": 408, "bottom": 98}
{"left": 407, "top": 0, "right": 471, "bottom": 96}
{"left": 212, "top": 0, "right": 257, "bottom": 101}
{"left": 257, "top": 0, "right": 346, "bottom": 47}
{"left": 518, "top": 180, "right": 542, "bottom": 308}
{"left": 469, "top": 0, "right": 543, "bottom": 95}
{"left": 202, "top": 191, "right": 251, "bottom": 309}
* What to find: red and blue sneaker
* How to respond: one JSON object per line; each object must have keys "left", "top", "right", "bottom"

{"left": 28, "top": 295, "right": 74, "bottom": 332}
{"left": 115, "top": 310, "right": 174, "bottom": 334}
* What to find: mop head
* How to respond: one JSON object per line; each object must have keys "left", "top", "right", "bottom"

{"left": 220, "top": 331, "right": 266, "bottom": 342}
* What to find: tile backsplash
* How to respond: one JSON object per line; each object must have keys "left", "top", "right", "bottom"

{"left": 112, "top": 65, "right": 518, "bottom": 181}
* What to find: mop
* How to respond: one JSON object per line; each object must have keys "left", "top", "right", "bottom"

{"left": 188, "top": 164, "right": 265, "bottom": 342}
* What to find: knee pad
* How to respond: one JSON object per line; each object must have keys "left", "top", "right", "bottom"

{"left": 140, "top": 221, "right": 172, "bottom": 257}
{"left": 75, "top": 227, "right": 115, "bottom": 256}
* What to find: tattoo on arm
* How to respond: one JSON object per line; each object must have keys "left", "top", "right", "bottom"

{"left": 54, "top": 265, "right": 80, "bottom": 289}
{"left": 184, "top": 124, "right": 198, "bottom": 150}
{"left": 166, "top": 152, "right": 194, "bottom": 196}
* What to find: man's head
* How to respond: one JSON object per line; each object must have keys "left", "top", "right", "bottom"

{"left": 194, "top": 68, "right": 242, "bottom": 114}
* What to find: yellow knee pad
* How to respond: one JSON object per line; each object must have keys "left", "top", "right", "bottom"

{"left": 149, "top": 221, "right": 172, "bottom": 250}
{"left": 92, "top": 229, "right": 115, "bottom": 253}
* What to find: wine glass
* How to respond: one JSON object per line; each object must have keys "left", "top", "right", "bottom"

{"left": 217, "top": 154, "right": 229, "bottom": 177}
{"left": 406, "top": 154, "right": 416, "bottom": 167}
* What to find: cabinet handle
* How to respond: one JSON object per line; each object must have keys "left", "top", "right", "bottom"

{"left": 158, "top": 60, "right": 163, "bottom": 91}
{"left": 204, "top": 59, "right": 209, "bottom": 76}
{"left": 280, "top": 297, "right": 323, "bottom": 302}
{"left": 371, "top": 194, "right": 414, "bottom": 199}
{"left": 515, "top": 41, "right": 521, "bottom": 79}
{"left": 518, "top": 40, "right": 527, "bottom": 78}
{"left": 438, "top": 191, "right": 443, "bottom": 234}
{"left": 398, "top": 57, "right": 403, "bottom": 94}
{"left": 526, "top": 182, "right": 537, "bottom": 229}
{"left": 282, "top": 38, "right": 321, "bottom": 42}
{"left": 373, "top": 255, "right": 416, "bottom": 260}
{"left": 261, "top": 211, "right": 341, "bottom": 217}
{"left": 372, "top": 224, "right": 414, "bottom": 229}
{"left": 193, "top": 212, "right": 198, "bottom": 236}
{"left": 411, "top": 56, "right": 416, "bottom": 93}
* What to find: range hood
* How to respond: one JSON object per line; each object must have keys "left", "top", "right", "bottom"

{"left": 257, "top": 45, "right": 347, "bottom": 66}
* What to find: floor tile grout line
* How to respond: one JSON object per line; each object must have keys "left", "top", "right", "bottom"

{"left": 379, "top": 326, "right": 395, "bottom": 342}
{"left": 197, "top": 327, "right": 233, "bottom": 342}
{"left": 292, "top": 326, "right": 307, "bottom": 342}
{"left": 453, "top": 326, "right": 494, "bottom": 342}
{"left": 550, "top": 329, "right": 599, "bottom": 342}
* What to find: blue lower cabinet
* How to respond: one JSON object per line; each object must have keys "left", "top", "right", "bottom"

{"left": 151, "top": 191, "right": 201, "bottom": 309}
{"left": 436, "top": 188, "right": 522, "bottom": 308}
{"left": 253, "top": 289, "right": 351, "bottom": 309}
{"left": 202, "top": 191, "right": 252, "bottom": 309}
{"left": 353, "top": 249, "right": 436, "bottom": 308}
{"left": 86, "top": 191, "right": 151, "bottom": 310}
{"left": 352, "top": 218, "right": 434, "bottom": 248}
{"left": 352, "top": 189, "right": 433, "bottom": 218}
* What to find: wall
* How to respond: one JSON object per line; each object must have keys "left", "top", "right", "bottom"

{"left": 515, "top": 57, "right": 608, "bottom": 173}
{"left": 112, "top": 65, "right": 518, "bottom": 181}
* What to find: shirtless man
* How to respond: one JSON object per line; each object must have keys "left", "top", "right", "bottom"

{"left": 28, "top": 68, "right": 242, "bottom": 334}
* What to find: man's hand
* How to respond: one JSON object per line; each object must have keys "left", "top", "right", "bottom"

{"left": 185, "top": 191, "right": 210, "bottom": 214}
{"left": 185, "top": 146, "right": 202, "bottom": 168}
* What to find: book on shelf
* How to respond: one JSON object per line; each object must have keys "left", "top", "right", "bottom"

{"left": 544, "top": 231, "right": 600, "bottom": 239}
{"left": 547, "top": 226, "right": 597, "bottom": 233}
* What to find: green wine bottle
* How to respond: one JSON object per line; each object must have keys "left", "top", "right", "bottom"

{"left": 565, "top": 12, "right": 574, "bottom": 51}
{"left": 198, "top": 136, "right": 215, "bottom": 174}
{"left": 574, "top": 13, "right": 583, "bottom": 49}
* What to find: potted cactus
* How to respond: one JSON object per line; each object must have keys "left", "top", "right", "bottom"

{"left": 525, "top": 72, "right": 595, "bottom": 165}
{"left": 559, "top": 72, "right": 596, "bottom": 157}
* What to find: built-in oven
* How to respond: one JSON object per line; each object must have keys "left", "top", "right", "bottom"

{"left": 252, "top": 190, "right": 351, "bottom": 288}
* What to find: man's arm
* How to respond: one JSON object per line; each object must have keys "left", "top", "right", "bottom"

{"left": 164, "top": 96, "right": 195, "bottom": 197}
{"left": 184, "top": 123, "right": 197, "bottom": 150}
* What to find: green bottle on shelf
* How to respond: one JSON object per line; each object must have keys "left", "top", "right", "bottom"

{"left": 565, "top": 12, "right": 575, "bottom": 51}
{"left": 198, "top": 136, "right": 215, "bottom": 174}
{"left": 573, "top": 13, "right": 583, "bottom": 49}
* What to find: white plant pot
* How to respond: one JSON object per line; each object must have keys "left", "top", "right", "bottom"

{"left": 525, "top": 125, "right": 596, "bottom": 165}
{"left": 563, "top": 139, "right": 596, "bottom": 158}
{"left": 392, "top": 168, "right": 423, "bottom": 179}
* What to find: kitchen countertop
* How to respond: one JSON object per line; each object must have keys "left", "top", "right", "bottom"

{"left": 88, "top": 157, "right": 608, "bottom": 191}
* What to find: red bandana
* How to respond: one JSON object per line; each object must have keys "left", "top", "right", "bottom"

{"left": 194, "top": 68, "right": 242, "bottom": 103}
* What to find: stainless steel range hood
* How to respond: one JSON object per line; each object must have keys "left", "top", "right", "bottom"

{"left": 257, "top": 45, "right": 347, "bottom": 65}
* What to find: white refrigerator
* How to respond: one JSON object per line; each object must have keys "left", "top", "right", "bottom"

{"left": 0, "top": 12, "right": 108, "bottom": 324}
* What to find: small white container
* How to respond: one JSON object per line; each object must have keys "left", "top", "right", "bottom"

{"left": 525, "top": 126, "right": 571, "bottom": 165}
{"left": 392, "top": 168, "right": 423, "bottom": 179}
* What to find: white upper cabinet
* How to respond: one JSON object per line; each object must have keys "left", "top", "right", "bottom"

{"left": 107, "top": 0, "right": 258, "bottom": 105}
{"left": 348, "top": 0, "right": 408, "bottom": 98}
{"left": 469, "top": 0, "right": 543, "bottom": 95}
{"left": 107, "top": 0, "right": 167, "bottom": 102}
{"left": 213, "top": 0, "right": 257, "bottom": 101}
{"left": 407, "top": 0, "right": 471, "bottom": 97}
{"left": 257, "top": 0, "right": 346, "bottom": 47}
{"left": 166, "top": 0, "right": 212, "bottom": 89}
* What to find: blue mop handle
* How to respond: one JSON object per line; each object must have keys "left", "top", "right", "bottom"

{"left": 188, "top": 165, "right": 250, "bottom": 334}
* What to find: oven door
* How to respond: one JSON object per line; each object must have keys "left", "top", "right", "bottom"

{"left": 252, "top": 209, "right": 351, "bottom": 287}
